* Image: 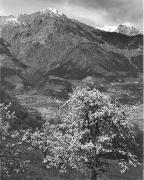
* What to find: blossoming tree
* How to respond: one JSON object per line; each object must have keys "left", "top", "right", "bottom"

{"left": 31, "top": 87, "right": 138, "bottom": 180}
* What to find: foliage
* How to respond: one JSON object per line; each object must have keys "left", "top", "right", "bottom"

{"left": 0, "top": 103, "right": 32, "bottom": 178}
{"left": 0, "top": 88, "right": 43, "bottom": 130}
{"left": 0, "top": 103, "right": 15, "bottom": 133}
{"left": 30, "top": 87, "right": 138, "bottom": 179}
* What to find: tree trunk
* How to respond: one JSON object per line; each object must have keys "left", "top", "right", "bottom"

{"left": 91, "top": 170, "right": 98, "bottom": 180}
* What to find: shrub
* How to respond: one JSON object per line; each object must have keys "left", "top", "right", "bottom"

{"left": 0, "top": 103, "right": 32, "bottom": 178}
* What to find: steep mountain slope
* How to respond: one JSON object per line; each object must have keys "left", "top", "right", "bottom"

{"left": 0, "top": 38, "right": 28, "bottom": 92}
{"left": 1, "top": 10, "right": 143, "bottom": 85}
{"left": 0, "top": 36, "right": 72, "bottom": 97}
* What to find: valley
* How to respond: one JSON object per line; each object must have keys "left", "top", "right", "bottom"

{"left": 0, "top": 8, "right": 143, "bottom": 180}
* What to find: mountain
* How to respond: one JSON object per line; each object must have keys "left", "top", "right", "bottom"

{"left": 0, "top": 9, "right": 143, "bottom": 93}
{"left": 96, "top": 24, "right": 143, "bottom": 36}
{"left": 0, "top": 38, "right": 29, "bottom": 93}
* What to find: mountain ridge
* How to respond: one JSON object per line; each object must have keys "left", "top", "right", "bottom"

{"left": 0, "top": 9, "right": 143, "bottom": 96}
{"left": 0, "top": 8, "right": 142, "bottom": 36}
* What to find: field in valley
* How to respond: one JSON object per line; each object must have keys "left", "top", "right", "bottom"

{"left": 14, "top": 82, "right": 143, "bottom": 180}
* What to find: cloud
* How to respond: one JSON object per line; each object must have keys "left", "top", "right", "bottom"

{"left": 1, "top": 0, "right": 143, "bottom": 28}
{"left": 0, "top": 9, "right": 6, "bottom": 15}
{"left": 0, "top": 1, "right": 6, "bottom": 15}
{"left": 59, "top": 4, "right": 113, "bottom": 27}
{"left": 67, "top": 0, "right": 143, "bottom": 27}
{"left": 55, "top": 0, "right": 143, "bottom": 28}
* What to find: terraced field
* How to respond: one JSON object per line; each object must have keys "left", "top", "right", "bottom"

{"left": 16, "top": 93, "right": 63, "bottom": 121}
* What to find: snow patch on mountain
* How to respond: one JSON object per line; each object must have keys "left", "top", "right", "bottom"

{"left": 0, "top": 15, "right": 19, "bottom": 25}
{"left": 0, "top": 15, "right": 19, "bottom": 36}
{"left": 6, "top": 16, "right": 18, "bottom": 23}
{"left": 96, "top": 25, "right": 118, "bottom": 32}
{"left": 42, "top": 8, "right": 63, "bottom": 17}
{"left": 95, "top": 24, "right": 142, "bottom": 36}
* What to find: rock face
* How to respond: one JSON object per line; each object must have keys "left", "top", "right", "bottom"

{"left": 0, "top": 10, "right": 143, "bottom": 88}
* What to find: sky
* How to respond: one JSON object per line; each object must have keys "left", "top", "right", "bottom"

{"left": 0, "top": 0, "right": 143, "bottom": 28}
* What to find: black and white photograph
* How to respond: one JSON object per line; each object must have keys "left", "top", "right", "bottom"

{"left": 0, "top": 0, "right": 143, "bottom": 179}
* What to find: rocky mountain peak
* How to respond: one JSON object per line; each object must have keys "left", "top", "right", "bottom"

{"left": 0, "top": 8, "right": 66, "bottom": 32}
{"left": 117, "top": 24, "right": 142, "bottom": 36}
